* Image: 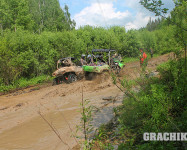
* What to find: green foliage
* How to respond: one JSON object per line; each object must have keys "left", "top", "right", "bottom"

{"left": 0, "top": 30, "right": 56, "bottom": 84}
{"left": 137, "top": 29, "right": 156, "bottom": 51}
{"left": 91, "top": 123, "right": 115, "bottom": 150}
{"left": 146, "top": 17, "right": 164, "bottom": 31}
{"left": 115, "top": 58, "right": 187, "bottom": 149}
{"left": 0, "top": 0, "right": 75, "bottom": 32}
{"left": 140, "top": 0, "right": 187, "bottom": 52}
{"left": 140, "top": 0, "right": 169, "bottom": 16}
{"left": 0, "top": 75, "right": 52, "bottom": 92}
{"left": 121, "top": 30, "right": 140, "bottom": 57}
{"left": 0, "top": 0, "right": 34, "bottom": 31}
{"left": 76, "top": 99, "right": 94, "bottom": 149}
{"left": 137, "top": 23, "right": 178, "bottom": 54}
{"left": 170, "top": 0, "right": 187, "bottom": 49}
{"left": 122, "top": 57, "right": 139, "bottom": 63}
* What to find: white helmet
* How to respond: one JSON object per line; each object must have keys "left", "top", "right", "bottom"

{"left": 81, "top": 54, "right": 86, "bottom": 58}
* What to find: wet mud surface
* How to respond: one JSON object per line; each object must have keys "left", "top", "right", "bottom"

{"left": 0, "top": 53, "right": 173, "bottom": 150}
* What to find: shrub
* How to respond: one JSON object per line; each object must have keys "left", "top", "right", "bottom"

{"left": 116, "top": 58, "right": 187, "bottom": 149}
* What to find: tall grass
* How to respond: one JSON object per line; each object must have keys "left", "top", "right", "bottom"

{"left": 122, "top": 57, "right": 139, "bottom": 63}
{"left": 122, "top": 53, "right": 160, "bottom": 64}
{"left": 0, "top": 75, "right": 53, "bottom": 93}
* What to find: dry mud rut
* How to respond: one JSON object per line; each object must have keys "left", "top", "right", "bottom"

{"left": 0, "top": 54, "right": 172, "bottom": 150}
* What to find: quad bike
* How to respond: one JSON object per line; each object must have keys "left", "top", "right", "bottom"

{"left": 83, "top": 49, "right": 125, "bottom": 78}
{"left": 111, "top": 58, "right": 125, "bottom": 74}
{"left": 52, "top": 57, "right": 84, "bottom": 85}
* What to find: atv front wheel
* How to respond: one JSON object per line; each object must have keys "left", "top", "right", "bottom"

{"left": 68, "top": 73, "right": 77, "bottom": 83}
{"left": 85, "top": 72, "right": 96, "bottom": 80}
{"left": 111, "top": 65, "right": 121, "bottom": 74}
{"left": 52, "top": 78, "right": 58, "bottom": 85}
{"left": 115, "top": 65, "right": 121, "bottom": 74}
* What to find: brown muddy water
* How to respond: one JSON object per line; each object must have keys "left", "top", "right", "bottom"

{"left": 0, "top": 99, "right": 123, "bottom": 150}
{"left": 0, "top": 109, "right": 80, "bottom": 150}
{"left": 0, "top": 81, "right": 123, "bottom": 150}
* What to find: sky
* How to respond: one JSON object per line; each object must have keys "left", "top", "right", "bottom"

{"left": 59, "top": 0, "right": 175, "bottom": 30}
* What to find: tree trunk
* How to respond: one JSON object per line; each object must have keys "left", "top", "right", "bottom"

{"left": 38, "top": 0, "right": 43, "bottom": 33}
{"left": 185, "top": 43, "right": 186, "bottom": 70}
{"left": 42, "top": 0, "right": 45, "bottom": 27}
{"left": 0, "top": 24, "right": 3, "bottom": 34}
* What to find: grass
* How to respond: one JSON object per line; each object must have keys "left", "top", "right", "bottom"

{"left": 122, "top": 57, "right": 139, "bottom": 63}
{"left": 0, "top": 75, "right": 53, "bottom": 93}
{"left": 122, "top": 53, "right": 161, "bottom": 64}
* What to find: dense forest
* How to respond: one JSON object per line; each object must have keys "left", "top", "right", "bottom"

{"left": 0, "top": 0, "right": 75, "bottom": 32}
{"left": 0, "top": 0, "right": 186, "bottom": 89}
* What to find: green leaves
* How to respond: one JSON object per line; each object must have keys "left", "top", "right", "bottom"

{"left": 0, "top": 0, "right": 75, "bottom": 33}
{"left": 115, "top": 58, "right": 186, "bottom": 149}
{"left": 140, "top": 0, "right": 168, "bottom": 16}
{"left": 0, "top": 0, "right": 34, "bottom": 31}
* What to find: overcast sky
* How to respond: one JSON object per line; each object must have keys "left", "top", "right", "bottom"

{"left": 59, "top": 0, "right": 175, "bottom": 30}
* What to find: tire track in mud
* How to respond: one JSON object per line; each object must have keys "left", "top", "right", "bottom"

{"left": 0, "top": 53, "right": 173, "bottom": 150}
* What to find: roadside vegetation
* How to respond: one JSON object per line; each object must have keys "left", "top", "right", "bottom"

{"left": 87, "top": 56, "right": 186, "bottom": 150}
{"left": 122, "top": 53, "right": 160, "bottom": 64}
{"left": 0, "top": 75, "right": 52, "bottom": 93}
{"left": 0, "top": 0, "right": 185, "bottom": 93}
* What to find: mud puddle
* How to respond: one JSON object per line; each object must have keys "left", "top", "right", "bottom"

{"left": 92, "top": 96, "right": 124, "bottom": 129}
{"left": 0, "top": 108, "right": 80, "bottom": 150}
{"left": 0, "top": 85, "right": 123, "bottom": 150}
{"left": 0, "top": 100, "right": 123, "bottom": 150}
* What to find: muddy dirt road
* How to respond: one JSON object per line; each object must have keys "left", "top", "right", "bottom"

{"left": 0, "top": 54, "right": 173, "bottom": 150}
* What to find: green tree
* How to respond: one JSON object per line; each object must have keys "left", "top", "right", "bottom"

{"left": 0, "top": 0, "right": 34, "bottom": 32}
{"left": 140, "top": 0, "right": 187, "bottom": 67}
{"left": 138, "top": 29, "right": 156, "bottom": 52}
{"left": 122, "top": 30, "right": 140, "bottom": 57}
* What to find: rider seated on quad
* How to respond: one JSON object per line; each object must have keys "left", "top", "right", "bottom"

{"left": 63, "top": 58, "right": 75, "bottom": 66}
{"left": 110, "top": 53, "right": 117, "bottom": 65}
{"left": 112, "top": 53, "right": 122, "bottom": 62}
{"left": 96, "top": 55, "right": 105, "bottom": 66}
{"left": 98, "top": 54, "right": 105, "bottom": 63}
{"left": 57, "top": 58, "right": 75, "bottom": 69}
{"left": 57, "top": 59, "right": 65, "bottom": 69}
{"left": 80, "top": 54, "right": 87, "bottom": 66}
{"left": 87, "top": 54, "right": 93, "bottom": 64}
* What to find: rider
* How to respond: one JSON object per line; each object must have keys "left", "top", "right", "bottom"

{"left": 150, "top": 48, "right": 153, "bottom": 58}
{"left": 139, "top": 48, "right": 147, "bottom": 71}
{"left": 87, "top": 54, "right": 92, "bottom": 64}
{"left": 80, "top": 54, "right": 87, "bottom": 66}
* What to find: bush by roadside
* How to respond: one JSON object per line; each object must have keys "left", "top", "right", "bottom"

{"left": 92, "top": 58, "right": 186, "bottom": 150}
{"left": 0, "top": 75, "right": 53, "bottom": 94}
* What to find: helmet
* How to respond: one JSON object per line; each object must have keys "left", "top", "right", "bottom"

{"left": 87, "top": 54, "right": 92, "bottom": 58}
{"left": 81, "top": 54, "right": 86, "bottom": 58}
